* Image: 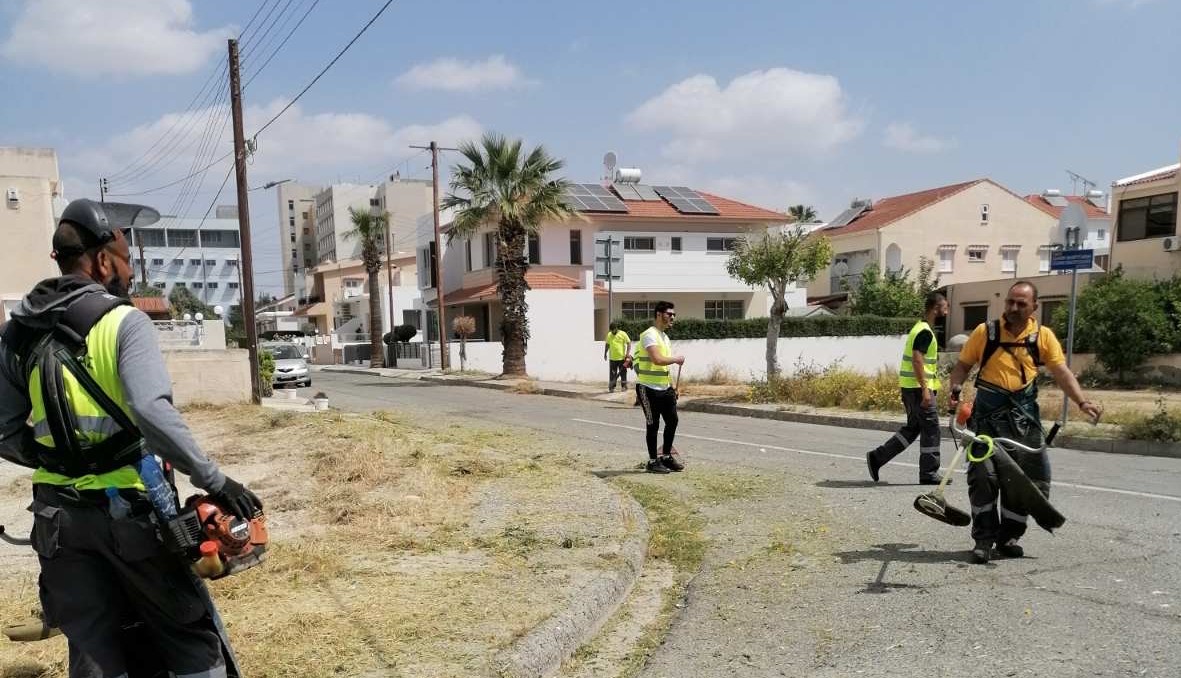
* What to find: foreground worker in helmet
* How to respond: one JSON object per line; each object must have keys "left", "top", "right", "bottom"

{"left": 0, "top": 199, "right": 262, "bottom": 677}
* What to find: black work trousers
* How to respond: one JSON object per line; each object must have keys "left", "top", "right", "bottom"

{"left": 608, "top": 359, "right": 628, "bottom": 391}
{"left": 868, "top": 387, "right": 941, "bottom": 479}
{"left": 29, "top": 484, "right": 226, "bottom": 678}
{"left": 965, "top": 388, "right": 1050, "bottom": 545}
{"left": 636, "top": 384, "right": 678, "bottom": 459}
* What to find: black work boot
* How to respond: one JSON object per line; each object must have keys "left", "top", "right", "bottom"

{"left": 971, "top": 540, "right": 992, "bottom": 564}
{"left": 866, "top": 452, "right": 881, "bottom": 482}
{"left": 996, "top": 539, "right": 1024, "bottom": 558}
{"left": 646, "top": 459, "right": 671, "bottom": 474}
{"left": 920, "top": 474, "right": 953, "bottom": 486}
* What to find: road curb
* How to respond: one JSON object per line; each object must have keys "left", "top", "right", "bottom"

{"left": 488, "top": 482, "right": 649, "bottom": 678}
{"left": 319, "top": 366, "right": 428, "bottom": 380}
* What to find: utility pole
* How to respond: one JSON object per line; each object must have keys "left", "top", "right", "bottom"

{"left": 384, "top": 214, "right": 398, "bottom": 368}
{"left": 99, "top": 178, "right": 108, "bottom": 203}
{"left": 410, "top": 141, "right": 457, "bottom": 370}
{"left": 228, "top": 38, "right": 262, "bottom": 404}
{"left": 137, "top": 240, "right": 148, "bottom": 291}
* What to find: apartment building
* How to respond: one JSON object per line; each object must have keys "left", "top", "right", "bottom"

{"left": 275, "top": 182, "right": 318, "bottom": 298}
{"left": 1108, "top": 156, "right": 1180, "bottom": 280}
{"left": 415, "top": 172, "right": 793, "bottom": 342}
{"left": 127, "top": 205, "right": 243, "bottom": 307}
{"left": 0, "top": 147, "right": 63, "bottom": 320}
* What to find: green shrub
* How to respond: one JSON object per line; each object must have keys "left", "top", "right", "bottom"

{"left": 615, "top": 315, "right": 912, "bottom": 341}
{"left": 259, "top": 349, "right": 275, "bottom": 398}
{"left": 1123, "top": 398, "right": 1181, "bottom": 442}
{"left": 1065, "top": 268, "right": 1173, "bottom": 381}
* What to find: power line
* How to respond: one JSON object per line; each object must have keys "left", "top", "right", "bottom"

{"left": 240, "top": 0, "right": 297, "bottom": 64}
{"left": 243, "top": 0, "right": 322, "bottom": 89}
{"left": 252, "top": 0, "right": 396, "bottom": 138}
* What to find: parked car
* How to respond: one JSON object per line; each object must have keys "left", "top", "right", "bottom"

{"left": 262, "top": 342, "right": 311, "bottom": 388}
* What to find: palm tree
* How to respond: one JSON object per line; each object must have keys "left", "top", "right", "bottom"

{"left": 344, "top": 207, "right": 389, "bottom": 369}
{"left": 787, "top": 204, "right": 819, "bottom": 223}
{"left": 442, "top": 133, "right": 575, "bottom": 376}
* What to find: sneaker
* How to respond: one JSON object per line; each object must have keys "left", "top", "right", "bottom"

{"left": 866, "top": 452, "right": 881, "bottom": 483}
{"left": 659, "top": 453, "right": 684, "bottom": 472}
{"left": 919, "top": 474, "right": 952, "bottom": 486}
{"left": 971, "top": 540, "right": 992, "bottom": 564}
{"left": 995, "top": 539, "right": 1024, "bottom": 559}
{"left": 645, "top": 459, "right": 671, "bottom": 474}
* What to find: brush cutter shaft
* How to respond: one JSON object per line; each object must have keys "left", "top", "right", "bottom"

{"left": 0, "top": 525, "right": 31, "bottom": 546}
{"left": 951, "top": 419, "right": 1044, "bottom": 454}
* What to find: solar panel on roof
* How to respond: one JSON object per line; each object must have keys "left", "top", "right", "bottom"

{"left": 1045, "top": 196, "right": 1069, "bottom": 208}
{"left": 564, "top": 183, "right": 629, "bottom": 213}
{"left": 652, "top": 186, "right": 720, "bottom": 215}
{"left": 633, "top": 184, "right": 663, "bottom": 201}
{"left": 612, "top": 184, "right": 644, "bottom": 201}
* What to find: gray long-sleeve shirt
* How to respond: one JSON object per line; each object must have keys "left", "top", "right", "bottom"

{"left": 0, "top": 308, "right": 225, "bottom": 492}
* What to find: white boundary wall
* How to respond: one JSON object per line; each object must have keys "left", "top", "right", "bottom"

{"left": 452, "top": 334, "right": 904, "bottom": 382}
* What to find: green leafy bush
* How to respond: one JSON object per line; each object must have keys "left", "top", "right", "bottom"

{"left": 259, "top": 349, "right": 275, "bottom": 398}
{"left": 615, "top": 315, "right": 912, "bottom": 340}
{"left": 1063, "top": 268, "right": 1173, "bottom": 381}
{"left": 1123, "top": 398, "right": 1181, "bottom": 442}
{"left": 847, "top": 257, "right": 940, "bottom": 318}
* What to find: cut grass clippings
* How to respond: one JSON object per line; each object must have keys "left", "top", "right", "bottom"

{"left": 0, "top": 406, "right": 626, "bottom": 678}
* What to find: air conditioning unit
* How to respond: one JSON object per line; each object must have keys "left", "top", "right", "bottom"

{"left": 5, "top": 187, "right": 19, "bottom": 206}
{"left": 1163, "top": 237, "right": 1181, "bottom": 252}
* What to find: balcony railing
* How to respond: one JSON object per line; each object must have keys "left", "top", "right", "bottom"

{"left": 831, "top": 273, "right": 862, "bottom": 292}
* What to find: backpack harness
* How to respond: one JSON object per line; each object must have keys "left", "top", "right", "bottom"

{"left": 2, "top": 292, "right": 145, "bottom": 478}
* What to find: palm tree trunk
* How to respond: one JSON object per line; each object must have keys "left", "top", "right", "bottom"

{"left": 367, "top": 267, "right": 383, "bottom": 368}
{"left": 498, "top": 225, "right": 530, "bottom": 376}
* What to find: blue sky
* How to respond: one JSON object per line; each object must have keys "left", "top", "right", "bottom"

{"left": 2, "top": 0, "right": 1178, "bottom": 295}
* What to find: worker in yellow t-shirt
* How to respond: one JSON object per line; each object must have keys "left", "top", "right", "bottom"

{"left": 603, "top": 322, "right": 632, "bottom": 392}
{"left": 948, "top": 280, "right": 1102, "bottom": 565}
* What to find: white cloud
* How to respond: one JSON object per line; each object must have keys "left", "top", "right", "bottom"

{"left": 1, "top": 0, "right": 233, "bottom": 76}
{"left": 882, "top": 122, "right": 955, "bottom": 153}
{"left": 75, "top": 102, "right": 483, "bottom": 199}
{"left": 394, "top": 55, "right": 534, "bottom": 92}
{"left": 626, "top": 68, "right": 864, "bottom": 162}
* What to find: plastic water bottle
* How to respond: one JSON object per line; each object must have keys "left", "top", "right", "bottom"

{"left": 105, "top": 487, "right": 131, "bottom": 520}
{"left": 135, "top": 454, "right": 177, "bottom": 519}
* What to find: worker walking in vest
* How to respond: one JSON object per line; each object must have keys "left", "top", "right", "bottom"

{"left": 948, "top": 281, "right": 1101, "bottom": 564}
{"left": 867, "top": 292, "right": 951, "bottom": 484}
{"left": 633, "top": 301, "right": 685, "bottom": 474}
{"left": 0, "top": 200, "right": 262, "bottom": 677}
{"left": 603, "top": 322, "right": 632, "bottom": 392}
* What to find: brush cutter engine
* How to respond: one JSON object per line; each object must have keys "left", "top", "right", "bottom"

{"left": 165, "top": 495, "right": 268, "bottom": 578}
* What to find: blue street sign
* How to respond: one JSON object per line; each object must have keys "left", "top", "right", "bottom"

{"left": 1049, "top": 248, "right": 1094, "bottom": 271}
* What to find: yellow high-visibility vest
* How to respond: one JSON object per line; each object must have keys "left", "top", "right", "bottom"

{"left": 633, "top": 327, "right": 671, "bottom": 388}
{"left": 898, "top": 320, "right": 940, "bottom": 390}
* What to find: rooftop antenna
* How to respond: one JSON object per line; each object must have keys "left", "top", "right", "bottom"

{"left": 1066, "top": 169, "right": 1096, "bottom": 197}
{"left": 603, "top": 151, "right": 618, "bottom": 185}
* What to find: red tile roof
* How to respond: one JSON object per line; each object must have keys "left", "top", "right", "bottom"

{"left": 446, "top": 271, "right": 603, "bottom": 306}
{"left": 819, "top": 179, "right": 983, "bottom": 237}
{"left": 1023, "top": 194, "right": 1109, "bottom": 219}
{"left": 443, "top": 187, "right": 787, "bottom": 232}
{"left": 131, "top": 296, "right": 169, "bottom": 315}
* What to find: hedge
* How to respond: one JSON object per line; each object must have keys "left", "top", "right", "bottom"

{"left": 612, "top": 315, "right": 913, "bottom": 340}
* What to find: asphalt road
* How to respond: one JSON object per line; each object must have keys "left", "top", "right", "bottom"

{"left": 311, "top": 371, "right": 1181, "bottom": 677}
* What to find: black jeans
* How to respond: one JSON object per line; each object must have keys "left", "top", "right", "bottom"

{"left": 30, "top": 484, "right": 227, "bottom": 678}
{"left": 608, "top": 359, "right": 628, "bottom": 390}
{"left": 636, "top": 384, "right": 678, "bottom": 459}
{"left": 868, "top": 387, "right": 941, "bottom": 479}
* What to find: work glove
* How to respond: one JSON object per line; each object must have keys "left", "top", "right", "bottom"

{"left": 212, "top": 476, "right": 263, "bottom": 520}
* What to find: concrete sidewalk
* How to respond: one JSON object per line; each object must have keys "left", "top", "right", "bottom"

{"left": 317, "top": 364, "right": 442, "bottom": 380}
{"left": 417, "top": 373, "right": 1181, "bottom": 459}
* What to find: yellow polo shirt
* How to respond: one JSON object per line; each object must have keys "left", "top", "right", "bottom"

{"left": 958, "top": 318, "right": 1066, "bottom": 391}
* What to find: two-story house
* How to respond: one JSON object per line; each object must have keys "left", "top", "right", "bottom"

{"left": 807, "top": 179, "right": 1062, "bottom": 304}
{"left": 415, "top": 177, "right": 793, "bottom": 342}
{"left": 1108, "top": 157, "right": 1180, "bottom": 280}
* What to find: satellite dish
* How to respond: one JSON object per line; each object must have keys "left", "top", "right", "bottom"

{"left": 603, "top": 151, "right": 617, "bottom": 174}
{"left": 1058, "top": 202, "right": 1088, "bottom": 249}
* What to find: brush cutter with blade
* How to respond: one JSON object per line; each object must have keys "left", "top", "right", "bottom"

{"left": 913, "top": 402, "right": 972, "bottom": 526}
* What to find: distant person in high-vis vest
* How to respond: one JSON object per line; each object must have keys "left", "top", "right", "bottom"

{"left": 866, "top": 292, "right": 951, "bottom": 485}
{"left": 603, "top": 322, "right": 632, "bottom": 392}
{"left": 632, "top": 301, "right": 685, "bottom": 474}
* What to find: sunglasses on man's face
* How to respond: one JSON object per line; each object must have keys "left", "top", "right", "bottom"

{"left": 664, "top": 312, "right": 676, "bottom": 318}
